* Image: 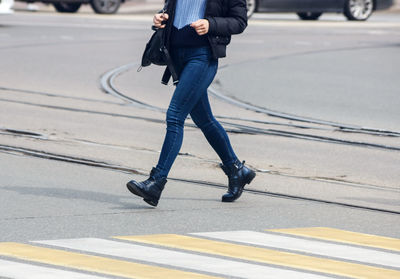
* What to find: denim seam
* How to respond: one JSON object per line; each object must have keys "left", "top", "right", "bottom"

{"left": 216, "top": 121, "right": 237, "bottom": 166}
{"left": 198, "top": 63, "right": 236, "bottom": 165}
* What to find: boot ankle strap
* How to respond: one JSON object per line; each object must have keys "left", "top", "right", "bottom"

{"left": 220, "top": 160, "right": 244, "bottom": 175}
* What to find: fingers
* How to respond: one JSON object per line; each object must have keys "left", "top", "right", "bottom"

{"left": 190, "top": 20, "right": 201, "bottom": 29}
{"left": 153, "top": 13, "right": 169, "bottom": 28}
{"left": 161, "top": 13, "right": 169, "bottom": 21}
{"left": 190, "top": 19, "right": 209, "bottom": 36}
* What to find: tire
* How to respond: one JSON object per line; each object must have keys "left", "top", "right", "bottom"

{"left": 344, "top": 0, "right": 374, "bottom": 21}
{"left": 90, "top": 0, "right": 121, "bottom": 14}
{"left": 53, "top": 2, "right": 82, "bottom": 13}
{"left": 297, "top": 12, "right": 323, "bottom": 20}
{"left": 246, "top": 0, "right": 257, "bottom": 18}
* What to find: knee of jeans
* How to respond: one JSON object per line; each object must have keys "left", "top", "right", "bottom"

{"left": 166, "top": 107, "right": 184, "bottom": 129}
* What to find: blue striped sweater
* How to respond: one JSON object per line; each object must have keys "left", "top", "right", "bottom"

{"left": 173, "top": 0, "right": 207, "bottom": 29}
{"left": 171, "top": 0, "right": 209, "bottom": 48}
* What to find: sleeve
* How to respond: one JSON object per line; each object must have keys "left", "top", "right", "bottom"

{"left": 206, "top": 0, "right": 248, "bottom": 36}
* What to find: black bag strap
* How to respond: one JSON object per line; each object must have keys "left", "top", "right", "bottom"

{"left": 161, "top": 46, "right": 179, "bottom": 84}
{"left": 156, "top": 0, "right": 180, "bottom": 85}
{"left": 161, "top": 67, "right": 171, "bottom": 85}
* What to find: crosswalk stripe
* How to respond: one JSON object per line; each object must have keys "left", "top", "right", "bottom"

{"left": 0, "top": 242, "right": 220, "bottom": 279}
{"left": 115, "top": 234, "right": 400, "bottom": 279}
{"left": 193, "top": 230, "right": 400, "bottom": 269}
{"left": 268, "top": 227, "right": 400, "bottom": 252}
{"left": 0, "top": 259, "right": 109, "bottom": 279}
{"left": 35, "top": 238, "right": 332, "bottom": 279}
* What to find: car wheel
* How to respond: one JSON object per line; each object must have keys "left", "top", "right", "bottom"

{"left": 344, "top": 0, "right": 374, "bottom": 21}
{"left": 53, "top": 2, "right": 82, "bottom": 13}
{"left": 246, "top": 0, "right": 257, "bottom": 18}
{"left": 297, "top": 12, "right": 323, "bottom": 20}
{"left": 90, "top": 0, "right": 121, "bottom": 14}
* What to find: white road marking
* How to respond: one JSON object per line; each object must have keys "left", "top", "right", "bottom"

{"left": 2, "top": 21, "right": 145, "bottom": 30}
{"left": 0, "top": 259, "right": 108, "bottom": 279}
{"left": 35, "top": 238, "right": 334, "bottom": 279}
{"left": 192, "top": 231, "right": 400, "bottom": 269}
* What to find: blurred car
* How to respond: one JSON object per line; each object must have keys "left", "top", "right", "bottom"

{"left": 0, "top": 0, "right": 14, "bottom": 14}
{"left": 246, "top": 0, "right": 394, "bottom": 20}
{"left": 16, "top": 0, "right": 124, "bottom": 14}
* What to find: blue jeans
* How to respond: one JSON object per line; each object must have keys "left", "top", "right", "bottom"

{"left": 155, "top": 46, "right": 238, "bottom": 178}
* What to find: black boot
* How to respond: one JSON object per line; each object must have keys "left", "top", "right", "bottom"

{"left": 126, "top": 168, "right": 167, "bottom": 207}
{"left": 220, "top": 160, "right": 256, "bottom": 202}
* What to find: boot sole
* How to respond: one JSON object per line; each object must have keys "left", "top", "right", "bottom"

{"left": 222, "top": 171, "right": 256, "bottom": 202}
{"left": 126, "top": 182, "right": 159, "bottom": 207}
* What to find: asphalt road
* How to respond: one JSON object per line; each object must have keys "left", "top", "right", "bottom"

{"left": 219, "top": 14, "right": 400, "bottom": 131}
{"left": 0, "top": 7, "right": 399, "bottom": 279}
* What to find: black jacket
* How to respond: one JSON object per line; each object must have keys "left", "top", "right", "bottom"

{"left": 161, "top": 0, "right": 247, "bottom": 84}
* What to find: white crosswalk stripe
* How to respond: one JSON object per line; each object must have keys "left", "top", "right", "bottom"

{"left": 192, "top": 230, "right": 400, "bottom": 269}
{"left": 34, "top": 238, "right": 332, "bottom": 279}
{"left": 0, "top": 259, "right": 108, "bottom": 279}
{"left": 0, "top": 228, "right": 399, "bottom": 279}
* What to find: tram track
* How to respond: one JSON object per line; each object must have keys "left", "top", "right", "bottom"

{"left": 1, "top": 126, "right": 398, "bottom": 192}
{"left": 100, "top": 63, "right": 400, "bottom": 151}
{"left": 0, "top": 86, "right": 329, "bottom": 131}
{"left": 2, "top": 91, "right": 399, "bottom": 152}
{"left": 0, "top": 143, "right": 398, "bottom": 215}
{"left": 2, "top": 69, "right": 398, "bottom": 214}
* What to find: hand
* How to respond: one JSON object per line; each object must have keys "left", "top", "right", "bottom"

{"left": 190, "top": 19, "right": 209, "bottom": 36}
{"left": 153, "top": 13, "right": 169, "bottom": 28}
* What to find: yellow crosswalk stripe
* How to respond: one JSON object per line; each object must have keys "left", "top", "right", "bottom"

{"left": 269, "top": 227, "right": 400, "bottom": 252}
{"left": 0, "top": 242, "right": 221, "bottom": 279}
{"left": 115, "top": 234, "right": 400, "bottom": 279}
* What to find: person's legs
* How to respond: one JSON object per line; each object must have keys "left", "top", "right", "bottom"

{"left": 155, "top": 47, "right": 218, "bottom": 179}
{"left": 190, "top": 93, "right": 238, "bottom": 166}
{"left": 127, "top": 47, "right": 255, "bottom": 206}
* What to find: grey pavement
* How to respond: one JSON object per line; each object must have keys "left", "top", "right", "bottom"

{"left": 0, "top": 4, "right": 399, "bottom": 244}
{"left": 217, "top": 46, "right": 400, "bottom": 131}
{"left": 1, "top": 152, "right": 399, "bottom": 242}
